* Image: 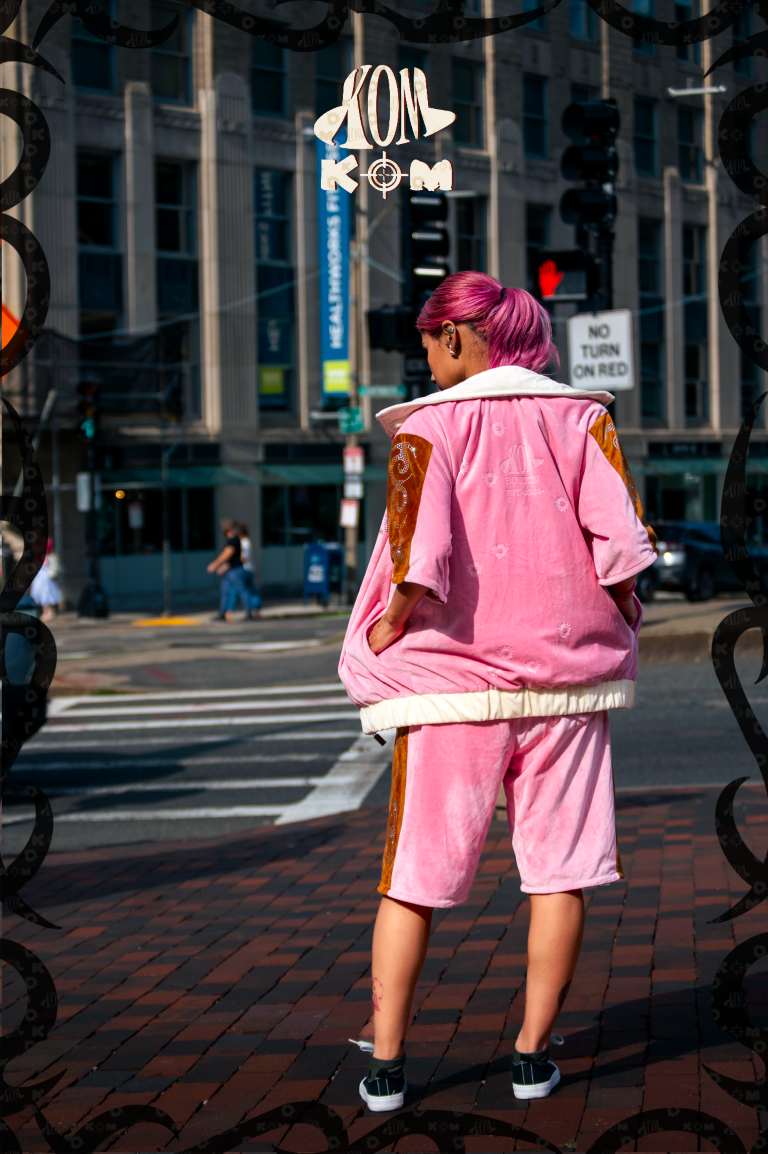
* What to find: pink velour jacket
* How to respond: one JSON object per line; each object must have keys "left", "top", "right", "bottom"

{"left": 339, "top": 366, "right": 657, "bottom": 735}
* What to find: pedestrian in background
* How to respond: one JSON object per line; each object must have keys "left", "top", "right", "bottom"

{"left": 224, "top": 523, "right": 261, "bottom": 617}
{"left": 340, "top": 273, "right": 656, "bottom": 1111}
{"left": 30, "top": 539, "right": 63, "bottom": 623}
{"left": 207, "top": 518, "right": 255, "bottom": 622}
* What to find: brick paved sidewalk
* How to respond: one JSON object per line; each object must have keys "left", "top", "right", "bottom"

{"left": 5, "top": 786, "right": 768, "bottom": 1153}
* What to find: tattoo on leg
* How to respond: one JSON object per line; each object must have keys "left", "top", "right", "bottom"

{"left": 372, "top": 977, "right": 383, "bottom": 1013}
{"left": 557, "top": 980, "right": 572, "bottom": 1010}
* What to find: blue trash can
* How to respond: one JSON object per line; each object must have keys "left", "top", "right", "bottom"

{"left": 303, "top": 543, "right": 329, "bottom": 605}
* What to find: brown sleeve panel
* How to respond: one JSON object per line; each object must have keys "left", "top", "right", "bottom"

{"left": 379, "top": 728, "right": 409, "bottom": 896}
{"left": 588, "top": 413, "right": 658, "bottom": 554}
{"left": 387, "top": 433, "right": 433, "bottom": 582}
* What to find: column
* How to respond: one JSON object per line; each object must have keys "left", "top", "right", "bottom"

{"left": 664, "top": 167, "right": 685, "bottom": 430}
{"left": 23, "top": 44, "right": 78, "bottom": 338}
{"left": 199, "top": 71, "right": 258, "bottom": 440}
{"left": 496, "top": 119, "right": 525, "bottom": 290}
{"left": 614, "top": 138, "right": 639, "bottom": 430}
{"left": 124, "top": 82, "right": 157, "bottom": 334}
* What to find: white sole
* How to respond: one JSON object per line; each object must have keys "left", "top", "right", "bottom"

{"left": 512, "top": 1065, "right": 560, "bottom": 1100}
{"left": 359, "top": 1076, "right": 407, "bottom": 1112}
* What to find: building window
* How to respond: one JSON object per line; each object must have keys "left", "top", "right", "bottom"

{"left": 634, "top": 99, "right": 658, "bottom": 176}
{"left": 675, "top": 0, "right": 701, "bottom": 64}
{"left": 523, "top": 75, "right": 548, "bottom": 158}
{"left": 571, "top": 84, "right": 599, "bottom": 104}
{"left": 72, "top": 0, "right": 114, "bottom": 91}
{"left": 315, "top": 41, "right": 350, "bottom": 117}
{"left": 77, "top": 152, "right": 121, "bottom": 336}
{"left": 151, "top": 2, "right": 191, "bottom": 104}
{"left": 523, "top": 0, "right": 548, "bottom": 33}
{"left": 252, "top": 38, "right": 287, "bottom": 116}
{"left": 398, "top": 46, "right": 428, "bottom": 76}
{"left": 526, "top": 203, "right": 551, "bottom": 292}
{"left": 569, "top": 0, "right": 597, "bottom": 41}
{"left": 683, "top": 224, "right": 708, "bottom": 422}
{"left": 632, "top": 0, "right": 656, "bottom": 56}
{"left": 156, "top": 162, "right": 195, "bottom": 257}
{"left": 638, "top": 220, "right": 665, "bottom": 421}
{"left": 155, "top": 161, "right": 199, "bottom": 413}
{"left": 456, "top": 198, "right": 487, "bottom": 272}
{"left": 678, "top": 108, "right": 703, "bottom": 183}
{"left": 733, "top": 3, "right": 753, "bottom": 77}
{"left": 256, "top": 170, "right": 294, "bottom": 411}
{"left": 453, "top": 59, "right": 484, "bottom": 148}
{"left": 262, "top": 485, "right": 344, "bottom": 548}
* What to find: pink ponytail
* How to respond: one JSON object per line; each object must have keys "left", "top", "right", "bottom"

{"left": 416, "top": 271, "right": 559, "bottom": 375}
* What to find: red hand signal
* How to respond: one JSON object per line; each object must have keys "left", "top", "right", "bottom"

{"left": 538, "top": 259, "right": 564, "bottom": 299}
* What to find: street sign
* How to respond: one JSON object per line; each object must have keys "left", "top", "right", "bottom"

{"left": 343, "top": 446, "right": 364, "bottom": 475}
{"left": 338, "top": 406, "right": 364, "bottom": 434}
{"left": 344, "top": 479, "right": 364, "bottom": 499}
{"left": 567, "top": 309, "right": 634, "bottom": 391}
{"left": 339, "top": 498, "right": 359, "bottom": 528}
{"left": 359, "top": 385, "right": 407, "bottom": 398}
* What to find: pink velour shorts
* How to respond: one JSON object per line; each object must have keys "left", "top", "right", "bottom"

{"left": 378, "top": 712, "right": 623, "bottom": 907}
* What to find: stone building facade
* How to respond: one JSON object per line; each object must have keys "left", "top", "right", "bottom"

{"left": 2, "top": 0, "right": 767, "bottom": 607}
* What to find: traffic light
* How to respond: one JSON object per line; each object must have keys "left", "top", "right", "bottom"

{"left": 367, "top": 190, "right": 450, "bottom": 358}
{"left": 559, "top": 100, "right": 619, "bottom": 231}
{"left": 404, "top": 191, "right": 450, "bottom": 310}
{"left": 77, "top": 381, "right": 99, "bottom": 442}
{"left": 532, "top": 249, "right": 600, "bottom": 305}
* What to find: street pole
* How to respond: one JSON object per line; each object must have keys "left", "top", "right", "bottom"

{"left": 344, "top": 9, "right": 367, "bottom": 604}
{"left": 161, "top": 434, "right": 172, "bottom": 617}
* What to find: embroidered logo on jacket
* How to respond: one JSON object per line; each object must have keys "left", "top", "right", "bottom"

{"left": 387, "top": 433, "right": 433, "bottom": 582}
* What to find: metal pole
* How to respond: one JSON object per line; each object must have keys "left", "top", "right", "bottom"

{"left": 161, "top": 431, "right": 172, "bottom": 617}
{"left": 51, "top": 414, "right": 62, "bottom": 554}
{"left": 295, "top": 110, "right": 313, "bottom": 431}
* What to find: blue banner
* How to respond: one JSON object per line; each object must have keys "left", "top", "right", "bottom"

{"left": 316, "top": 138, "right": 350, "bottom": 400}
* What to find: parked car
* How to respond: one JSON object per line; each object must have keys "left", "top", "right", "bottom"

{"left": 635, "top": 521, "right": 768, "bottom": 603}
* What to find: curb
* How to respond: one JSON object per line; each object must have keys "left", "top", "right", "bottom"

{"left": 638, "top": 628, "right": 762, "bottom": 663}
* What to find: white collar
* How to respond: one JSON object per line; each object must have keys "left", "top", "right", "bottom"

{"left": 376, "top": 365, "right": 613, "bottom": 438}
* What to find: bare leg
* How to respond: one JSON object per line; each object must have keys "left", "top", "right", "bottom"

{"left": 515, "top": 890, "right": 584, "bottom": 1054}
{"left": 371, "top": 896, "right": 433, "bottom": 1060}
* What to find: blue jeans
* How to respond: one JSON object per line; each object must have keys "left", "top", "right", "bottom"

{"left": 222, "top": 567, "right": 261, "bottom": 615}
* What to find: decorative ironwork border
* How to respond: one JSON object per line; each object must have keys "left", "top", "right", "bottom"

{"left": 2, "top": 0, "right": 768, "bottom": 1146}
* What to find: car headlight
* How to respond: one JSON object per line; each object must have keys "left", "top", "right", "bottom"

{"left": 659, "top": 550, "right": 686, "bottom": 566}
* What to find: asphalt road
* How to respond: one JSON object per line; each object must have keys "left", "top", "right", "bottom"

{"left": 5, "top": 606, "right": 763, "bottom": 856}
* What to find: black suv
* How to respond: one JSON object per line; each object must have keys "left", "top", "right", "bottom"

{"left": 636, "top": 521, "right": 768, "bottom": 603}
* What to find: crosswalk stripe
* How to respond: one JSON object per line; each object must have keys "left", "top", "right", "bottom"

{"left": 47, "top": 683, "right": 343, "bottom": 712}
{"left": 3, "top": 806, "right": 287, "bottom": 825}
{"left": 14, "top": 753, "right": 329, "bottom": 771}
{"left": 9, "top": 777, "right": 361, "bottom": 798}
{"left": 24, "top": 729, "right": 362, "bottom": 748}
{"left": 51, "top": 695, "right": 350, "bottom": 719}
{"left": 47, "top": 710, "right": 360, "bottom": 733}
{"left": 6, "top": 730, "right": 394, "bottom": 826}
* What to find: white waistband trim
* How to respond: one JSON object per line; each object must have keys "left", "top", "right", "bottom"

{"left": 358, "top": 680, "right": 634, "bottom": 734}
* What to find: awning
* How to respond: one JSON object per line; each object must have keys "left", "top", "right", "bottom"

{"left": 259, "top": 464, "right": 388, "bottom": 484}
{"left": 100, "top": 466, "right": 258, "bottom": 489}
{"left": 99, "top": 464, "right": 389, "bottom": 489}
{"left": 631, "top": 458, "right": 768, "bottom": 475}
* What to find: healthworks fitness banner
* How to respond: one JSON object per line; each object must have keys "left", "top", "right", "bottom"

{"left": 316, "top": 137, "right": 350, "bottom": 401}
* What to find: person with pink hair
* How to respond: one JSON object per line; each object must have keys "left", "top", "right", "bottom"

{"left": 339, "top": 272, "right": 656, "bottom": 1111}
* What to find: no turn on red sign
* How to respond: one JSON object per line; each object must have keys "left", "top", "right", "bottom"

{"left": 567, "top": 309, "right": 634, "bottom": 391}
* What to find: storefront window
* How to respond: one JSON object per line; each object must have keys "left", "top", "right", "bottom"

{"left": 262, "top": 485, "right": 347, "bottom": 546}
{"left": 98, "top": 487, "right": 214, "bottom": 554}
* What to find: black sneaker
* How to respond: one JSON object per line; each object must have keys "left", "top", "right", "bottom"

{"left": 512, "top": 1033, "right": 564, "bottom": 1100}
{"left": 359, "top": 1067, "right": 407, "bottom": 1112}
{"left": 349, "top": 1039, "right": 406, "bottom": 1112}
